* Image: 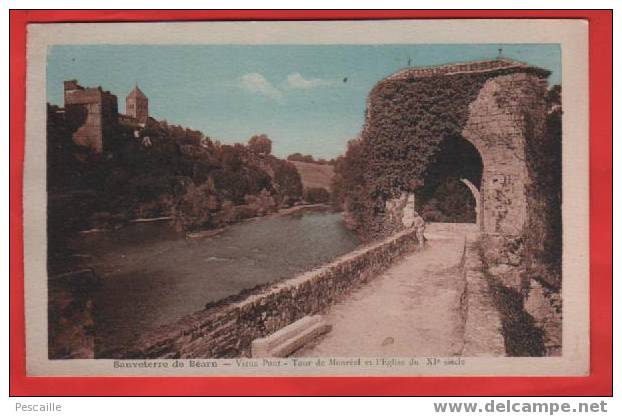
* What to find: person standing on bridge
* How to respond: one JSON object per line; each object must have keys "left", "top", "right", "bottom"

{"left": 413, "top": 211, "right": 427, "bottom": 248}
{"left": 400, "top": 193, "right": 426, "bottom": 247}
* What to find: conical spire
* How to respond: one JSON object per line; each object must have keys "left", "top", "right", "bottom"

{"left": 127, "top": 83, "right": 147, "bottom": 100}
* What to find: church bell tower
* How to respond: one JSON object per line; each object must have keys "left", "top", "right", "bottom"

{"left": 126, "top": 84, "right": 148, "bottom": 124}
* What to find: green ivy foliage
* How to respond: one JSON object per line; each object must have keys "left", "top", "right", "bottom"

{"left": 365, "top": 73, "right": 493, "bottom": 192}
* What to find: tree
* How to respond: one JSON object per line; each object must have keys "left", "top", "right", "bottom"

{"left": 287, "top": 153, "right": 315, "bottom": 163}
{"left": 287, "top": 152, "right": 304, "bottom": 162}
{"left": 248, "top": 134, "right": 272, "bottom": 155}
{"left": 173, "top": 182, "right": 214, "bottom": 231}
{"left": 419, "top": 177, "right": 476, "bottom": 223}
{"left": 273, "top": 160, "right": 303, "bottom": 202}
{"left": 304, "top": 187, "right": 330, "bottom": 204}
{"left": 220, "top": 144, "right": 245, "bottom": 171}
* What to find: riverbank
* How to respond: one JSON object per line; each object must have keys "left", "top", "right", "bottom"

{"left": 77, "top": 203, "right": 333, "bottom": 238}
{"left": 186, "top": 203, "right": 332, "bottom": 239}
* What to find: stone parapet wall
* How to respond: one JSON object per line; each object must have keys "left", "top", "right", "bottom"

{"left": 460, "top": 238, "right": 506, "bottom": 356}
{"left": 125, "top": 229, "right": 418, "bottom": 359}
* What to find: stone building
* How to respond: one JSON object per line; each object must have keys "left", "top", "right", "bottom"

{"left": 365, "top": 58, "right": 557, "bottom": 283}
{"left": 125, "top": 84, "right": 149, "bottom": 124}
{"left": 63, "top": 80, "right": 119, "bottom": 154}
{"left": 367, "top": 58, "right": 551, "bottom": 239}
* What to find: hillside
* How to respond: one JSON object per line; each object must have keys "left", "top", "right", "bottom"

{"left": 290, "top": 161, "right": 335, "bottom": 191}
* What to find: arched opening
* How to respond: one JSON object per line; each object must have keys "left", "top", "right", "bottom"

{"left": 416, "top": 135, "right": 483, "bottom": 225}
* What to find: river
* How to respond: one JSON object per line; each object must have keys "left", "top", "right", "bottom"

{"left": 68, "top": 208, "right": 360, "bottom": 356}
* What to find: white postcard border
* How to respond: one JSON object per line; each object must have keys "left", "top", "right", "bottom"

{"left": 24, "top": 19, "right": 589, "bottom": 376}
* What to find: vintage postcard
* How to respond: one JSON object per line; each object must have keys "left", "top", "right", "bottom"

{"left": 23, "top": 19, "right": 589, "bottom": 376}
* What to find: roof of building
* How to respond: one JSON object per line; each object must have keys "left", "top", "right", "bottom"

{"left": 127, "top": 85, "right": 148, "bottom": 100}
{"left": 384, "top": 58, "right": 551, "bottom": 82}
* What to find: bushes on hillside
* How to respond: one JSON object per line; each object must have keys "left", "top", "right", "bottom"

{"left": 287, "top": 153, "right": 336, "bottom": 165}
{"left": 47, "top": 109, "right": 303, "bottom": 235}
{"left": 287, "top": 153, "right": 315, "bottom": 163}
{"left": 244, "top": 189, "right": 277, "bottom": 216}
{"left": 304, "top": 187, "right": 330, "bottom": 204}
{"left": 172, "top": 182, "right": 215, "bottom": 231}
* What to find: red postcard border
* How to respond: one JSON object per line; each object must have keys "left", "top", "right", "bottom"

{"left": 9, "top": 9, "right": 613, "bottom": 396}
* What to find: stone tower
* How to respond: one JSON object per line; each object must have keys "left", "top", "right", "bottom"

{"left": 126, "top": 84, "right": 148, "bottom": 124}
{"left": 63, "top": 80, "right": 118, "bottom": 154}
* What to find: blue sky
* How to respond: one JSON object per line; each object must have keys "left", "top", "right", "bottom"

{"left": 47, "top": 44, "right": 560, "bottom": 159}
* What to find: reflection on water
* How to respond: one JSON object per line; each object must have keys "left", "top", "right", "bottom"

{"left": 68, "top": 210, "right": 360, "bottom": 356}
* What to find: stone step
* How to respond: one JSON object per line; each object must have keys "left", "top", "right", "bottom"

{"left": 251, "top": 315, "right": 331, "bottom": 358}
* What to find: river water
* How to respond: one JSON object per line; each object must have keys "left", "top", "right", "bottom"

{"left": 69, "top": 209, "right": 360, "bottom": 356}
